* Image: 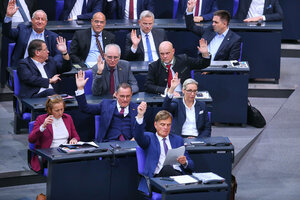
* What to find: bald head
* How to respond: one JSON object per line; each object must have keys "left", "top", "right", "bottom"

{"left": 159, "top": 41, "right": 175, "bottom": 64}
{"left": 91, "top": 12, "right": 106, "bottom": 34}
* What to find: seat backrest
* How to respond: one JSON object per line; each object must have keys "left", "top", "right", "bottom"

{"left": 84, "top": 69, "right": 93, "bottom": 95}
{"left": 55, "top": 0, "right": 64, "bottom": 20}
{"left": 8, "top": 43, "right": 16, "bottom": 67}
{"left": 136, "top": 146, "right": 146, "bottom": 175}
{"left": 233, "top": 0, "right": 239, "bottom": 17}
{"left": 95, "top": 115, "right": 100, "bottom": 141}
{"left": 67, "top": 40, "right": 72, "bottom": 51}
{"left": 239, "top": 42, "right": 243, "bottom": 61}
{"left": 29, "top": 121, "right": 35, "bottom": 150}
{"left": 13, "top": 70, "right": 20, "bottom": 96}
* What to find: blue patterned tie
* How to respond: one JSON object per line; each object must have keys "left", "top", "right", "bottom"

{"left": 145, "top": 34, "right": 153, "bottom": 62}
{"left": 16, "top": 0, "right": 29, "bottom": 22}
{"left": 163, "top": 138, "right": 168, "bottom": 155}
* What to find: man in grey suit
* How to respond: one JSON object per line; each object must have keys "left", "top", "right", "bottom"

{"left": 92, "top": 44, "right": 139, "bottom": 96}
{"left": 124, "top": 10, "right": 167, "bottom": 61}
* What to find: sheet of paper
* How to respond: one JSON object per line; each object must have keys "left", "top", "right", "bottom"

{"left": 75, "top": 141, "right": 99, "bottom": 147}
{"left": 170, "top": 175, "right": 198, "bottom": 184}
{"left": 163, "top": 146, "right": 185, "bottom": 166}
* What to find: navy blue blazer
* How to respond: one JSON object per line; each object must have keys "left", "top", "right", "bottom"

{"left": 134, "top": 120, "right": 194, "bottom": 194}
{"left": 75, "top": 94, "right": 138, "bottom": 142}
{"left": 17, "top": 57, "right": 72, "bottom": 98}
{"left": 163, "top": 95, "right": 211, "bottom": 137}
{"left": 185, "top": 13, "right": 242, "bottom": 61}
{"left": 112, "top": 0, "right": 154, "bottom": 19}
{"left": 234, "top": 0, "right": 283, "bottom": 21}
{"left": 2, "top": 21, "right": 62, "bottom": 69}
{"left": 59, "top": 0, "right": 103, "bottom": 20}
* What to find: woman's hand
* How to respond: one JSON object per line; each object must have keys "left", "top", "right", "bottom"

{"left": 69, "top": 138, "right": 78, "bottom": 144}
{"left": 42, "top": 115, "right": 53, "bottom": 129}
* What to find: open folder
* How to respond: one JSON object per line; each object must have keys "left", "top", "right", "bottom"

{"left": 58, "top": 142, "right": 107, "bottom": 154}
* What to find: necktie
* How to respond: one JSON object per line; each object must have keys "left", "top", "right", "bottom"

{"left": 118, "top": 107, "right": 125, "bottom": 141}
{"left": 110, "top": 69, "right": 115, "bottom": 94}
{"left": 129, "top": 0, "right": 134, "bottom": 19}
{"left": 95, "top": 34, "right": 105, "bottom": 59}
{"left": 82, "top": 0, "right": 87, "bottom": 14}
{"left": 172, "top": 0, "right": 179, "bottom": 19}
{"left": 163, "top": 138, "right": 168, "bottom": 155}
{"left": 145, "top": 34, "right": 153, "bottom": 62}
{"left": 16, "top": 0, "right": 29, "bottom": 22}
{"left": 119, "top": 107, "right": 125, "bottom": 117}
{"left": 195, "top": 0, "right": 200, "bottom": 16}
{"left": 166, "top": 64, "right": 173, "bottom": 88}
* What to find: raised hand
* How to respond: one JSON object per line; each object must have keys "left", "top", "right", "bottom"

{"left": 49, "top": 74, "right": 61, "bottom": 84}
{"left": 75, "top": 70, "right": 89, "bottom": 90}
{"left": 56, "top": 36, "right": 67, "bottom": 54}
{"left": 131, "top": 29, "right": 141, "bottom": 49}
{"left": 197, "top": 38, "right": 209, "bottom": 57}
{"left": 6, "top": 0, "right": 18, "bottom": 18}
{"left": 187, "top": 0, "right": 196, "bottom": 12}
{"left": 137, "top": 101, "right": 147, "bottom": 118}
{"left": 169, "top": 72, "right": 181, "bottom": 94}
{"left": 42, "top": 115, "right": 53, "bottom": 129}
{"left": 96, "top": 55, "right": 105, "bottom": 74}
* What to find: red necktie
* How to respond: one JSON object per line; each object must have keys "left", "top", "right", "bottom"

{"left": 166, "top": 64, "right": 173, "bottom": 88}
{"left": 129, "top": 0, "right": 134, "bottom": 19}
{"left": 119, "top": 107, "right": 125, "bottom": 141}
{"left": 110, "top": 69, "right": 115, "bottom": 94}
{"left": 195, "top": 0, "right": 200, "bottom": 16}
{"left": 95, "top": 34, "right": 105, "bottom": 59}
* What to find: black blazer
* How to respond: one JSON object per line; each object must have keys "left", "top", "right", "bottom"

{"left": 17, "top": 57, "right": 72, "bottom": 98}
{"left": 146, "top": 54, "right": 210, "bottom": 94}
{"left": 234, "top": 0, "right": 283, "bottom": 21}
{"left": 59, "top": 0, "right": 103, "bottom": 20}
{"left": 69, "top": 28, "right": 115, "bottom": 68}
{"left": 185, "top": 14, "right": 242, "bottom": 61}
{"left": 124, "top": 28, "right": 167, "bottom": 61}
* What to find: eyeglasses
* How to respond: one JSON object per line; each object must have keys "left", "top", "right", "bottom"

{"left": 106, "top": 56, "right": 120, "bottom": 60}
{"left": 48, "top": 95, "right": 63, "bottom": 101}
{"left": 185, "top": 90, "right": 198, "bottom": 94}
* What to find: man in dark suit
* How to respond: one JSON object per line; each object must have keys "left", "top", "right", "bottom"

{"left": 163, "top": 73, "right": 211, "bottom": 137}
{"left": 186, "top": 1, "right": 242, "bottom": 61}
{"left": 124, "top": 10, "right": 167, "bottom": 61}
{"left": 145, "top": 40, "right": 210, "bottom": 95}
{"left": 69, "top": 12, "right": 115, "bottom": 68}
{"left": 92, "top": 44, "right": 139, "bottom": 95}
{"left": 2, "top": 1, "right": 62, "bottom": 69}
{"left": 105, "top": 0, "right": 154, "bottom": 19}
{"left": 17, "top": 38, "right": 72, "bottom": 98}
{"left": 189, "top": 0, "right": 218, "bottom": 22}
{"left": 134, "top": 106, "right": 194, "bottom": 194}
{"left": 235, "top": 0, "right": 283, "bottom": 22}
{"left": 75, "top": 71, "right": 138, "bottom": 142}
{"left": 59, "top": 0, "right": 103, "bottom": 21}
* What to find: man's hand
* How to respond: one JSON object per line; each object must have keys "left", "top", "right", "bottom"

{"left": 197, "top": 38, "right": 209, "bottom": 57}
{"left": 194, "top": 16, "right": 204, "bottom": 23}
{"left": 187, "top": 0, "right": 196, "bottom": 12}
{"left": 42, "top": 115, "right": 53, "bottom": 129}
{"left": 6, "top": 0, "right": 18, "bottom": 18}
{"left": 75, "top": 70, "right": 89, "bottom": 90}
{"left": 69, "top": 138, "right": 78, "bottom": 144}
{"left": 56, "top": 36, "right": 67, "bottom": 54}
{"left": 169, "top": 72, "right": 181, "bottom": 94}
{"left": 131, "top": 29, "right": 141, "bottom": 50}
{"left": 96, "top": 55, "right": 105, "bottom": 74}
{"left": 177, "top": 155, "right": 187, "bottom": 165}
{"left": 243, "top": 16, "right": 263, "bottom": 22}
{"left": 137, "top": 101, "right": 147, "bottom": 119}
{"left": 49, "top": 74, "right": 61, "bottom": 84}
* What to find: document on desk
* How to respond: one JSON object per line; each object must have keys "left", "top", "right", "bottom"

{"left": 192, "top": 172, "right": 225, "bottom": 184}
{"left": 170, "top": 175, "right": 198, "bottom": 184}
{"left": 163, "top": 146, "right": 185, "bottom": 166}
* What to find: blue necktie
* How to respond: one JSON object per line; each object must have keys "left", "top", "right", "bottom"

{"left": 82, "top": 0, "right": 87, "bottom": 14}
{"left": 145, "top": 34, "right": 153, "bottom": 62}
{"left": 16, "top": 0, "right": 29, "bottom": 22}
{"left": 163, "top": 138, "right": 168, "bottom": 155}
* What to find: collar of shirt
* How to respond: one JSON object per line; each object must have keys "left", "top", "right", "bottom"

{"left": 31, "top": 58, "right": 46, "bottom": 66}
{"left": 140, "top": 29, "right": 153, "bottom": 38}
{"left": 92, "top": 28, "right": 102, "bottom": 37}
{"left": 31, "top": 29, "right": 45, "bottom": 39}
{"left": 216, "top": 28, "right": 229, "bottom": 37}
{"left": 116, "top": 101, "right": 129, "bottom": 116}
{"left": 183, "top": 98, "right": 196, "bottom": 110}
{"left": 156, "top": 133, "right": 170, "bottom": 143}
{"left": 162, "top": 57, "right": 175, "bottom": 70}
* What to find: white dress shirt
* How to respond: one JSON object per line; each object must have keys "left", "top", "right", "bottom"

{"left": 12, "top": 0, "right": 31, "bottom": 23}
{"left": 50, "top": 117, "right": 69, "bottom": 148}
{"left": 24, "top": 30, "right": 45, "bottom": 58}
{"left": 247, "top": 0, "right": 266, "bottom": 21}
{"left": 85, "top": 28, "right": 103, "bottom": 68}
{"left": 193, "top": 0, "right": 203, "bottom": 16}
{"left": 181, "top": 99, "right": 198, "bottom": 136}
{"left": 69, "top": 0, "right": 89, "bottom": 20}
{"left": 208, "top": 28, "right": 229, "bottom": 61}
{"left": 164, "top": 59, "right": 182, "bottom": 92}
{"left": 31, "top": 58, "right": 53, "bottom": 94}
{"left": 116, "top": 101, "right": 129, "bottom": 117}
{"left": 125, "top": 0, "right": 137, "bottom": 19}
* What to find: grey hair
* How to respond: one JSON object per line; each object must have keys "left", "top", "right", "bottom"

{"left": 105, "top": 44, "right": 121, "bottom": 55}
{"left": 183, "top": 78, "right": 198, "bottom": 90}
{"left": 139, "top": 10, "right": 154, "bottom": 20}
{"left": 32, "top": 10, "right": 48, "bottom": 20}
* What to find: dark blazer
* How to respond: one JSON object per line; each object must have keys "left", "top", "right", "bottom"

{"left": 75, "top": 93, "right": 138, "bottom": 142}
{"left": 2, "top": 21, "right": 62, "bottom": 69}
{"left": 185, "top": 13, "right": 242, "bottom": 61}
{"left": 146, "top": 54, "right": 210, "bottom": 94}
{"left": 134, "top": 120, "right": 194, "bottom": 194}
{"left": 69, "top": 28, "right": 115, "bottom": 68}
{"left": 235, "top": 0, "right": 283, "bottom": 21}
{"left": 92, "top": 59, "right": 139, "bottom": 95}
{"left": 28, "top": 113, "right": 80, "bottom": 172}
{"left": 59, "top": 0, "right": 103, "bottom": 20}
{"left": 17, "top": 57, "right": 72, "bottom": 98}
{"left": 0, "top": 0, "right": 38, "bottom": 23}
{"left": 124, "top": 28, "right": 167, "bottom": 61}
{"left": 163, "top": 95, "right": 211, "bottom": 137}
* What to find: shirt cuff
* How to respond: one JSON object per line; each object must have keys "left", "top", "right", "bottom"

{"left": 135, "top": 116, "right": 144, "bottom": 125}
{"left": 75, "top": 89, "right": 85, "bottom": 96}
{"left": 4, "top": 16, "right": 12, "bottom": 23}
{"left": 186, "top": 10, "right": 193, "bottom": 15}
{"left": 262, "top": 15, "right": 266, "bottom": 21}
{"left": 39, "top": 125, "right": 46, "bottom": 132}
{"left": 131, "top": 46, "right": 137, "bottom": 53}
{"left": 167, "top": 92, "right": 174, "bottom": 98}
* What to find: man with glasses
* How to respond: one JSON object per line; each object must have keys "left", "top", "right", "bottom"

{"left": 17, "top": 38, "right": 72, "bottom": 98}
{"left": 92, "top": 44, "right": 139, "bottom": 96}
{"left": 163, "top": 73, "right": 211, "bottom": 137}
{"left": 69, "top": 12, "right": 115, "bottom": 68}
{"left": 75, "top": 71, "right": 138, "bottom": 142}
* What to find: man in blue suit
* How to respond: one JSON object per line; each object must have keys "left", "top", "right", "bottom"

{"left": 59, "top": 0, "right": 103, "bottom": 21}
{"left": 185, "top": 1, "right": 242, "bottom": 61}
{"left": 234, "top": 0, "right": 283, "bottom": 22}
{"left": 134, "top": 106, "right": 194, "bottom": 194}
{"left": 163, "top": 73, "right": 211, "bottom": 138}
{"left": 188, "top": 0, "right": 218, "bottom": 22}
{"left": 2, "top": 0, "right": 62, "bottom": 69}
{"left": 75, "top": 70, "right": 138, "bottom": 142}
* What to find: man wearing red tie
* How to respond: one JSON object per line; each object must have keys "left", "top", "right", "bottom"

{"left": 145, "top": 40, "right": 210, "bottom": 96}
{"left": 190, "top": 0, "right": 218, "bottom": 22}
